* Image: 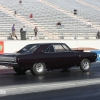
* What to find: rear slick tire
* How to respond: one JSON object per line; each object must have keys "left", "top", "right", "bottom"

{"left": 31, "top": 63, "right": 46, "bottom": 76}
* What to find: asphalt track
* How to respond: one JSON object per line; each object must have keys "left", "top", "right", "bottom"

{"left": 0, "top": 62, "right": 100, "bottom": 100}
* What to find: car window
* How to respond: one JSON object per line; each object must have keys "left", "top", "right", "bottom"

{"left": 22, "top": 44, "right": 33, "bottom": 51}
{"left": 45, "top": 45, "right": 55, "bottom": 53}
{"left": 62, "top": 44, "right": 71, "bottom": 51}
{"left": 27, "top": 45, "right": 39, "bottom": 52}
{"left": 53, "top": 45, "right": 67, "bottom": 52}
{"left": 17, "top": 44, "right": 39, "bottom": 53}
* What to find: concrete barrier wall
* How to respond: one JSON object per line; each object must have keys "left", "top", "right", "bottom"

{"left": 3, "top": 40, "right": 100, "bottom": 53}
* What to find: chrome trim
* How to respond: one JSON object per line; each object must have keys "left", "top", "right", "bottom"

{"left": 0, "top": 57, "right": 15, "bottom": 61}
{"left": 0, "top": 62, "right": 18, "bottom": 64}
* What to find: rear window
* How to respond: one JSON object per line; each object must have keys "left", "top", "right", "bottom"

{"left": 17, "top": 44, "right": 39, "bottom": 53}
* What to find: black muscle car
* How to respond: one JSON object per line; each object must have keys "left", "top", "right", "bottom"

{"left": 0, "top": 43, "right": 97, "bottom": 76}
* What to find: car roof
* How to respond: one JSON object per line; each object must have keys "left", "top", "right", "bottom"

{"left": 28, "top": 43, "right": 66, "bottom": 45}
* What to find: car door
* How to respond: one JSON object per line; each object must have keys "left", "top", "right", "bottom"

{"left": 43, "top": 45, "right": 57, "bottom": 68}
{"left": 53, "top": 44, "right": 81, "bottom": 68}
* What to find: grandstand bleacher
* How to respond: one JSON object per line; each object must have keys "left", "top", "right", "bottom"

{"left": 0, "top": 0, "right": 100, "bottom": 40}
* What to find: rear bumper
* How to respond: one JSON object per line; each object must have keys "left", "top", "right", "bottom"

{"left": 0, "top": 62, "right": 18, "bottom": 67}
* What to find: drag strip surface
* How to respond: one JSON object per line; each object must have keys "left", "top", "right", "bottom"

{"left": 0, "top": 77, "right": 100, "bottom": 97}
{"left": 0, "top": 62, "right": 100, "bottom": 99}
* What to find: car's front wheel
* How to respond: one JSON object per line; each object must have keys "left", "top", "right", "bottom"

{"left": 80, "top": 58, "right": 90, "bottom": 72}
{"left": 30, "top": 63, "right": 46, "bottom": 76}
{"left": 13, "top": 67, "right": 27, "bottom": 74}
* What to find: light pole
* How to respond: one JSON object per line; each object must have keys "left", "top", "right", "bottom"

{"left": 74, "top": 9, "right": 78, "bottom": 39}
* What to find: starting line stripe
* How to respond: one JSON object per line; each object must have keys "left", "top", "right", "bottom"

{"left": 0, "top": 78, "right": 100, "bottom": 96}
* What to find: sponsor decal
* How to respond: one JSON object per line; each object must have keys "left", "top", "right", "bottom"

{"left": 0, "top": 41, "right": 4, "bottom": 54}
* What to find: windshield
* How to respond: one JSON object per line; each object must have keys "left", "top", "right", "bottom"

{"left": 17, "top": 44, "right": 39, "bottom": 53}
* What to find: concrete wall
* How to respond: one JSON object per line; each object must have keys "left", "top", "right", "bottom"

{"left": 3, "top": 40, "right": 100, "bottom": 53}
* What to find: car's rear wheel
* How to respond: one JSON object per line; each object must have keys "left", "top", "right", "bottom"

{"left": 80, "top": 58, "right": 90, "bottom": 72}
{"left": 30, "top": 63, "right": 46, "bottom": 76}
{"left": 13, "top": 67, "right": 27, "bottom": 74}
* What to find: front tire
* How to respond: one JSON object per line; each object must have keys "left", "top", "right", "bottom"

{"left": 30, "top": 63, "right": 46, "bottom": 76}
{"left": 80, "top": 59, "right": 90, "bottom": 72}
{"left": 13, "top": 67, "right": 27, "bottom": 74}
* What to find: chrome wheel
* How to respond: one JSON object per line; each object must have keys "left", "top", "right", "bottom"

{"left": 36, "top": 63, "right": 44, "bottom": 73}
{"left": 82, "top": 61, "right": 90, "bottom": 70}
{"left": 30, "top": 63, "right": 46, "bottom": 76}
{"left": 80, "top": 59, "right": 90, "bottom": 72}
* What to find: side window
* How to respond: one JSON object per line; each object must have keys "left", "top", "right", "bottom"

{"left": 45, "top": 45, "right": 55, "bottom": 53}
{"left": 62, "top": 44, "right": 71, "bottom": 51}
{"left": 53, "top": 45, "right": 67, "bottom": 52}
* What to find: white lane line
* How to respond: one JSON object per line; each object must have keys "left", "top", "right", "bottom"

{"left": 0, "top": 78, "right": 100, "bottom": 96}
